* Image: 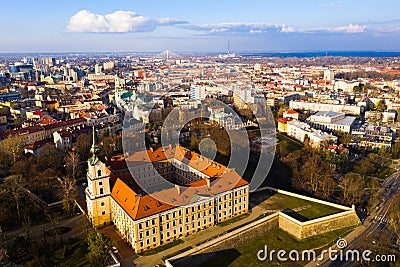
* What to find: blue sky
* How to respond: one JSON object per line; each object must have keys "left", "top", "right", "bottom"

{"left": 1, "top": 0, "right": 400, "bottom": 52}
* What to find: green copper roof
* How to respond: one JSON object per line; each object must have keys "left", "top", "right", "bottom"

{"left": 88, "top": 155, "right": 99, "bottom": 166}
{"left": 121, "top": 91, "right": 134, "bottom": 99}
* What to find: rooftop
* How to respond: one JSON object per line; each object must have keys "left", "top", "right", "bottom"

{"left": 110, "top": 145, "right": 248, "bottom": 220}
{"left": 111, "top": 169, "right": 247, "bottom": 221}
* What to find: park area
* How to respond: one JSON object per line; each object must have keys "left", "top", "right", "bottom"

{"left": 162, "top": 190, "right": 350, "bottom": 267}
{"left": 193, "top": 191, "right": 351, "bottom": 266}
{"left": 276, "top": 132, "right": 304, "bottom": 153}
{"left": 250, "top": 191, "right": 344, "bottom": 221}
{"left": 199, "top": 226, "right": 356, "bottom": 267}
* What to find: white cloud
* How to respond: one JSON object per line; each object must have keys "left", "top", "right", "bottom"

{"left": 183, "top": 23, "right": 282, "bottom": 34}
{"left": 66, "top": 10, "right": 187, "bottom": 33}
{"left": 311, "top": 24, "right": 366, "bottom": 33}
{"left": 280, "top": 26, "right": 297, "bottom": 33}
{"left": 376, "top": 27, "right": 400, "bottom": 33}
{"left": 184, "top": 22, "right": 366, "bottom": 35}
{"left": 281, "top": 24, "right": 366, "bottom": 34}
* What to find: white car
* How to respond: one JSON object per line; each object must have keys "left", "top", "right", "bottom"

{"left": 112, "top": 246, "right": 118, "bottom": 254}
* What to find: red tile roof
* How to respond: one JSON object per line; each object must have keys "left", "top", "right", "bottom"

{"left": 124, "top": 145, "right": 226, "bottom": 178}
{"left": 277, "top": 117, "right": 293, "bottom": 124}
{"left": 110, "top": 145, "right": 248, "bottom": 220}
{"left": 111, "top": 169, "right": 248, "bottom": 220}
{"left": 284, "top": 109, "right": 298, "bottom": 115}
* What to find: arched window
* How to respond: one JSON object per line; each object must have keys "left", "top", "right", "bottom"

{"left": 100, "top": 188, "right": 104, "bottom": 195}
{"left": 97, "top": 169, "right": 102, "bottom": 177}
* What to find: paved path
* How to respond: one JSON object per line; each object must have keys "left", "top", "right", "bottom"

{"left": 305, "top": 171, "right": 400, "bottom": 267}
{"left": 3, "top": 214, "right": 87, "bottom": 248}
{"left": 98, "top": 225, "right": 138, "bottom": 267}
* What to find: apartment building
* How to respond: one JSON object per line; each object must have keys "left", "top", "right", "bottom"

{"left": 306, "top": 111, "right": 356, "bottom": 133}
{"left": 287, "top": 120, "right": 338, "bottom": 148}
{"left": 289, "top": 101, "right": 363, "bottom": 116}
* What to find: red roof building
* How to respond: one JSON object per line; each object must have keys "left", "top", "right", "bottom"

{"left": 85, "top": 145, "right": 249, "bottom": 252}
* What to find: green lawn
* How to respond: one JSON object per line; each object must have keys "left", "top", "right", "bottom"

{"left": 251, "top": 192, "right": 343, "bottom": 221}
{"left": 200, "top": 226, "right": 356, "bottom": 267}
{"left": 277, "top": 133, "right": 303, "bottom": 152}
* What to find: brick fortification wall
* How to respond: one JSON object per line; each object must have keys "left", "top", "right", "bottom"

{"left": 279, "top": 210, "right": 360, "bottom": 240}
{"left": 167, "top": 214, "right": 279, "bottom": 267}
{"left": 166, "top": 187, "right": 361, "bottom": 267}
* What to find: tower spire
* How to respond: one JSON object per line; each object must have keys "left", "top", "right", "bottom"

{"left": 92, "top": 125, "right": 96, "bottom": 147}
{"left": 89, "top": 126, "right": 100, "bottom": 163}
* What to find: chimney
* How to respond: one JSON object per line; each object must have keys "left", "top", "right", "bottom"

{"left": 175, "top": 184, "right": 181, "bottom": 195}
{"left": 169, "top": 144, "right": 172, "bottom": 149}
{"left": 150, "top": 147, "right": 153, "bottom": 152}
{"left": 206, "top": 177, "right": 211, "bottom": 188}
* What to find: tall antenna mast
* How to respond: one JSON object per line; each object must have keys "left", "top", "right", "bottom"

{"left": 228, "top": 41, "right": 231, "bottom": 54}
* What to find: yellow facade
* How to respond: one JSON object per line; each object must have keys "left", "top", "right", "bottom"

{"left": 278, "top": 121, "right": 288, "bottom": 133}
{"left": 85, "top": 160, "right": 112, "bottom": 227}
{"left": 85, "top": 145, "right": 250, "bottom": 252}
{"left": 111, "top": 186, "right": 249, "bottom": 253}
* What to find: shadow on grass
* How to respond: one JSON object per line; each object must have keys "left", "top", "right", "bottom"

{"left": 249, "top": 189, "right": 277, "bottom": 206}
{"left": 194, "top": 249, "right": 241, "bottom": 267}
{"left": 282, "top": 209, "right": 309, "bottom": 222}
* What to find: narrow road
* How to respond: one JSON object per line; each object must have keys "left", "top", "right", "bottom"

{"left": 306, "top": 172, "right": 400, "bottom": 267}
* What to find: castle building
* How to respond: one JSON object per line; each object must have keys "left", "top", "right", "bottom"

{"left": 85, "top": 140, "right": 249, "bottom": 253}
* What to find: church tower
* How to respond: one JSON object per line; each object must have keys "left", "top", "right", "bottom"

{"left": 114, "top": 75, "right": 121, "bottom": 107}
{"left": 85, "top": 127, "right": 112, "bottom": 227}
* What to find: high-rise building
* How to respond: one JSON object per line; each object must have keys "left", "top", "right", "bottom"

{"left": 44, "top": 57, "right": 56, "bottom": 67}
{"left": 103, "top": 61, "right": 115, "bottom": 72}
{"left": 324, "top": 69, "right": 335, "bottom": 82}
{"left": 68, "top": 68, "right": 78, "bottom": 82}
{"left": 95, "top": 64, "right": 102, "bottom": 75}
{"left": 190, "top": 85, "right": 206, "bottom": 100}
{"left": 233, "top": 87, "right": 254, "bottom": 109}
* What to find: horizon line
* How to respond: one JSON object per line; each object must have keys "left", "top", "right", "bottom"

{"left": 1, "top": 50, "right": 400, "bottom": 56}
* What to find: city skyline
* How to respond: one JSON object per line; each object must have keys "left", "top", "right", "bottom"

{"left": 2, "top": 1, "right": 400, "bottom": 53}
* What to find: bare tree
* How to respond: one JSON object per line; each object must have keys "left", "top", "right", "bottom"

{"left": 340, "top": 173, "right": 364, "bottom": 205}
{"left": 319, "top": 175, "right": 336, "bottom": 199}
{"left": 5, "top": 175, "right": 24, "bottom": 222}
{"left": 0, "top": 226, "right": 7, "bottom": 262}
{"left": 389, "top": 192, "right": 400, "bottom": 244}
{"left": 64, "top": 151, "right": 81, "bottom": 180}
{"left": 60, "top": 176, "right": 78, "bottom": 216}
{"left": 1, "top": 135, "right": 24, "bottom": 163}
